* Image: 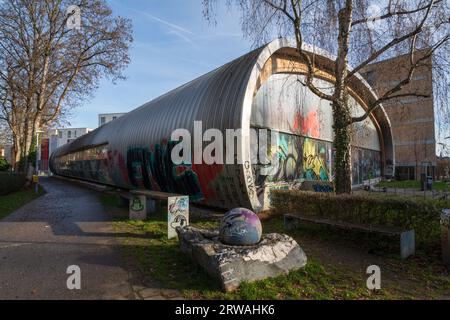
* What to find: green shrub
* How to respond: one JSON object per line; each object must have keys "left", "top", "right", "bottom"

{"left": 0, "top": 157, "right": 10, "bottom": 171}
{"left": 271, "top": 190, "right": 449, "bottom": 248}
{"left": 0, "top": 172, "right": 26, "bottom": 195}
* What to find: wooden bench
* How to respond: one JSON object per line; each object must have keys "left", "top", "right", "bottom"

{"left": 284, "top": 213, "right": 415, "bottom": 259}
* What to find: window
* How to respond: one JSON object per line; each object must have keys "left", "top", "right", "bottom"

{"left": 58, "top": 131, "right": 62, "bottom": 139}
{"left": 67, "top": 131, "right": 72, "bottom": 139}
{"left": 100, "top": 117, "right": 106, "bottom": 125}
{"left": 74, "top": 131, "right": 77, "bottom": 138}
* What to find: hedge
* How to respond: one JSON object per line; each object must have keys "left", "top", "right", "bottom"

{"left": 0, "top": 172, "right": 26, "bottom": 196}
{"left": 271, "top": 190, "right": 449, "bottom": 248}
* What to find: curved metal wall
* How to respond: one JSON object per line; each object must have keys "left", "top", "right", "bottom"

{"left": 51, "top": 46, "right": 265, "bottom": 209}
{"left": 50, "top": 38, "right": 394, "bottom": 212}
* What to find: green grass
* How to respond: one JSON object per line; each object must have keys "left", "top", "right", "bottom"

{"left": 112, "top": 211, "right": 388, "bottom": 300}
{"left": 114, "top": 220, "right": 388, "bottom": 299}
{"left": 377, "top": 180, "right": 450, "bottom": 191}
{"left": 103, "top": 194, "right": 449, "bottom": 300}
{"left": 0, "top": 186, "right": 45, "bottom": 220}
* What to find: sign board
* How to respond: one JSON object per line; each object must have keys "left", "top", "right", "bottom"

{"left": 167, "top": 196, "right": 189, "bottom": 239}
{"left": 32, "top": 175, "right": 39, "bottom": 183}
{"left": 129, "top": 194, "right": 146, "bottom": 220}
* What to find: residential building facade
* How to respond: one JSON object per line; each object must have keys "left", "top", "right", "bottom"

{"left": 38, "top": 127, "right": 92, "bottom": 172}
{"left": 361, "top": 51, "right": 437, "bottom": 180}
{"left": 98, "top": 113, "right": 126, "bottom": 126}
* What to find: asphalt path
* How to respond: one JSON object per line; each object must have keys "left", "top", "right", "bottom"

{"left": 0, "top": 177, "right": 133, "bottom": 300}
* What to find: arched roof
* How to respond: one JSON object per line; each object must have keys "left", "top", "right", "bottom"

{"left": 51, "top": 38, "right": 394, "bottom": 211}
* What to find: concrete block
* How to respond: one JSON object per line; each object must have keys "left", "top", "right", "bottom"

{"left": 400, "top": 230, "right": 415, "bottom": 259}
{"left": 129, "top": 194, "right": 146, "bottom": 220}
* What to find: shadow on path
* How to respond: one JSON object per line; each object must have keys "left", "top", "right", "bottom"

{"left": 0, "top": 177, "right": 135, "bottom": 300}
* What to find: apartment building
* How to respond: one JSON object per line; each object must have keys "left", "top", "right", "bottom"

{"left": 361, "top": 50, "right": 437, "bottom": 180}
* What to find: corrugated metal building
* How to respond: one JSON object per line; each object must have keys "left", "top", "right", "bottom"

{"left": 50, "top": 39, "right": 394, "bottom": 211}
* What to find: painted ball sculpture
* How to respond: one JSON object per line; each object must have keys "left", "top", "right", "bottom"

{"left": 219, "top": 208, "right": 262, "bottom": 246}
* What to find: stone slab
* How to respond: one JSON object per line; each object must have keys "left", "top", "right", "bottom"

{"left": 176, "top": 226, "right": 307, "bottom": 292}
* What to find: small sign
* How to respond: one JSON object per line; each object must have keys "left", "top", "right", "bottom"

{"left": 32, "top": 175, "right": 39, "bottom": 183}
{"left": 129, "top": 194, "right": 146, "bottom": 220}
{"left": 168, "top": 196, "right": 189, "bottom": 239}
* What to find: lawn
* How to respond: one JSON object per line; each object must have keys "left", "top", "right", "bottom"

{"left": 0, "top": 186, "right": 45, "bottom": 220}
{"left": 114, "top": 217, "right": 387, "bottom": 300}
{"left": 377, "top": 180, "right": 450, "bottom": 191}
{"left": 105, "top": 195, "right": 449, "bottom": 300}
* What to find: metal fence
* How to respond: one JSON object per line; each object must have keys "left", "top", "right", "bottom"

{"left": 354, "top": 185, "right": 450, "bottom": 200}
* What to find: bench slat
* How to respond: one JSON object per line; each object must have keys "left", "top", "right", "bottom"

{"left": 130, "top": 190, "right": 184, "bottom": 200}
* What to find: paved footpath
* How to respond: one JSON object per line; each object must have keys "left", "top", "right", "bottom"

{"left": 0, "top": 177, "right": 182, "bottom": 300}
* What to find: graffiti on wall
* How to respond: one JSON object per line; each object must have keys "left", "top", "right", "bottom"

{"left": 253, "top": 130, "right": 303, "bottom": 187}
{"left": 302, "top": 138, "right": 329, "bottom": 181}
{"left": 293, "top": 110, "right": 321, "bottom": 138}
{"left": 107, "top": 149, "right": 129, "bottom": 185}
{"left": 168, "top": 195, "right": 189, "bottom": 239}
{"left": 126, "top": 140, "right": 206, "bottom": 201}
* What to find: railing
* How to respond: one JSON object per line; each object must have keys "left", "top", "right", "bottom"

{"left": 355, "top": 185, "right": 450, "bottom": 200}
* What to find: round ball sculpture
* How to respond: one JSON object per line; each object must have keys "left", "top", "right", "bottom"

{"left": 219, "top": 208, "right": 262, "bottom": 246}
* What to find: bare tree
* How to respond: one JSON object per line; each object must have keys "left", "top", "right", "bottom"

{"left": 203, "top": 0, "right": 450, "bottom": 193}
{"left": 0, "top": 0, "right": 133, "bottom": 171}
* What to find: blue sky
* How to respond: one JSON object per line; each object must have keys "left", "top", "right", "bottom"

{"left": 68, "top": 0, "right": 252, "bottom": 129}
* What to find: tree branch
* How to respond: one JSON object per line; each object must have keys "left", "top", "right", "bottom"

{"left": 346, "top": 0, "right": 437, "bottom": 82}
{"left": 351, "top": 0, "right": 442, "bottom": 26}
{"left": 351, "top": 35, "right": 449, "bottom": 123}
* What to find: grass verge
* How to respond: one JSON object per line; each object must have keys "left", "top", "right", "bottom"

{"left": 0, "top": 185, "right": 45, "bottom": 220}
{"left": 113, "top": 216, "right": 391, "bottom": 299}
{"left": 102, "top": 194, "right": 449, "bottom": 300}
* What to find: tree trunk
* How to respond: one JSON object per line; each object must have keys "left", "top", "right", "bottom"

{"left": 333, "top": 100, "right": 352, "bottom": 194}
{"left": 333, "top": 0, "right": 353, "bottom": 194}
{"left": 12, "top": 135, "right": 21, "bottom": 171}
{"left": 17, "top": 117, "right": 35, "bottom": 173}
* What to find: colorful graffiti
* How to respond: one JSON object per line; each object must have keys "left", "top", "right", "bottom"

{"left": 191, "top": 163, "right": 223, "bottom": 201}
{"left": 300, "top": 180, "right": 334, "bottom": 192}
{"left": 126, "top": 141, "right": 205, "bottom": 201}
{"left": 302, "top": 138, "right": 329, "bottom": 181}
{"left": 312, "top": 183, "right": 334, "bottom": 192}
{"left": 253, "top": 130, "right": 302, "bottom": 187}
{"left": 168, "top": 195, "right": 189, "bottom": 239}
{"left": 293, "top": 110, "right": 321, "bottom": 138}
{"left": 107, "top": 149, "right": 129, "bottom": 185}
{"left": 252, "top": 128, "right": 333, "bottom": 187}
{"left": 52, "top": 138, "right": 227, "bottom": 205}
